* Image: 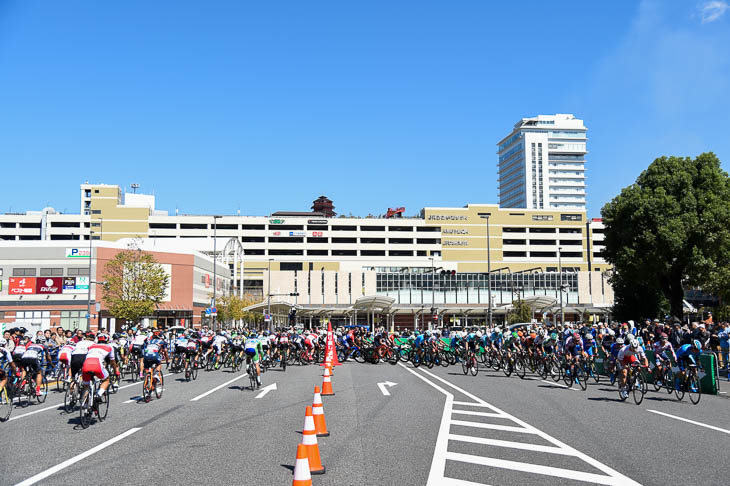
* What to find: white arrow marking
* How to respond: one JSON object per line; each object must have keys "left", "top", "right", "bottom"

{"left": 377, "top": 381, "right": 398, "bottom": 396}
{"left": 255, "top": 382, "right": 277, "bottom": 398}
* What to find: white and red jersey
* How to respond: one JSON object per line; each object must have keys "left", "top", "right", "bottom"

{"left": 72, "top": 340, "right": 94, "bottom": 356}
{"left": 59, "top": 343, "right": 75, "bottom": 363}
{"left": 132, "top": 334, "right": 147, "bottom": 346}
{"left": 279, "top": 334, "right": 289, "bottom": 344}
{"left": 86, "top": 344, "right": 115, "bottom": 362}
{"left": 12, "top": 343, "right": 28, "bottom": 357}
{"left": 617, "top": 344, "right": 645, "bottom": 364}
{"left": 305, "top": 333, "right": 317, "bottom": 346}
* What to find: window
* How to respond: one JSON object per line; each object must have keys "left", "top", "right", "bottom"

{"left": 361, "top": 250, "right": 386, "bottom": 256}
{"left": 50, "top": 235, "right": 78, "bottom": 240}
{"left": 67, "top": 267, "right": 90, "bottom": 276}
{"left": 559, "top": 240, "right": 582, "bottom": 246}
{"left": 50, "top": 222, "right": 81, "bottom": 228}
{"left": 560, "top": 214, "right": 582, "bottom": 221}
{"left": 0, "top": 222, "right": 16, "bottom": 228}
{"left": 307, "top": 237, "right": 329, "bottom": 244}
{"left": 242, "top": 224, "right": 265, "bottom": 230}
{"left": 561, "top": 252, "right": 582, "bottom": 258}
{"left": 241, "top": 236, "right": 265, "bottom": 243}
{"left": 307, "top": 250, "right": 328, "bottom": 256}
{"left": 40, "top": 268, "right": 63, "bottom": 276}
{"left": 416, "top": 226, "right": 440, "bottom": 232}
{"left": 149, "top": 223, "right": 177, "bottom": 229}
{"left": 269, "top": 237, "right": 303, "bottom": 243}
{"left": 529, "top": 227, "right": 556, "bottom": 233}
{"left": 331, "top": 225, "right": 357, "bottom": 231}
{"left": 360, "top": 226, "right": 385, "bottom": 231}
{"left": 389, "top": 238, "right": 413, "bottom": 244}
{"left": 307, "top": 225, "right": 328, "bottom": 230}
{"left": 13, "top": 268, "right": 36, "bottom": 276}
{"left": 592, "top": 228, "right": 605, "bottom": 234}
{"left": 20, "top": 222, "right": 42, "bottom": 228}
{"left": 530, "top": 240, "right": 556, "bottom": 245}
{"left": 388, "top": 226, "right": 413, "bottom": 232}
{"left": 417, "top": 250, "right": 428, "bottom": 256}
{"left": 532, "top": 215, "right": 553, "bottom": 221}
{"left": 181, "top": 223, "right": 207, "bottom": 230}
{"left": 503, "top": 227, "right": 526, "bottom": 233}
{"left": 503, "top": 239, "right": 526, "bottom": 245}
{"left": 268, "top": 225, "right": 303, "bottom": 230}
{"left": 268, "top": 249, "right": 304, "bottom": 255}
{"left": 416, "top": 238, "right": 440, "bottom": 244}
{"left": 332, "top": 249, "right": 357, "bottom": 256}
{"left": 504, "top": 251, "right": 527, "bottom": 257}
{"left": 559, "top": 228, "right": 582, "bottom": 234}
{"left": 530, "top": 251, "right": 556, "bottom": 258}
{"left": 215, "top": 224, "right": 238, "bottom": 230}
{"left": 332, "top": 237, "right": 357, "bottom": 244}
{"left": 360, "top": 237, "right": 385, "bottom": 244}
{"left": 280, "top": 262, "right": 303, "bottom": 271}
{"left": 19, "top": 235, "right": 41, "bottom": 240}
{"left": 388, "top": 250, "right": 413, "bottom": 257}
{"left": 94, "top": 189, "right": 100, "bottom": 193}
{"left": 245, "top": 249, "right": 265, "bottom": 255}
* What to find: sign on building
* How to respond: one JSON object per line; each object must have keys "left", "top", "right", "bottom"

{"left": 66, "top": 248, "right": 91, "bottom": 258}
{"left": 9, "top": 277, "right": 36, "bottom": 295}
{"left": 36, "top": 277, "right": 62, "bottom": 294}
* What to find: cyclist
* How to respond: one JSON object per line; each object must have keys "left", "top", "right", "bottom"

{"left": 81, "top": 333, "right": 119, "bottom": 400}
{"left": 142, "top": 330, "right": 165, "bottom": 388}
{"left": 0, "top": 339, "right": 16, "bottom": 393}
{"left": 564, "top": 332, "right": 587, "bottom": 377}
{"left": 675, "top": 339, "right": 703, "bottom": 388}
{"left": 244, "top": 333, "right": 264, "bottom": 387}
{"left": 617, "top": 339, "right": 648, "bottom": 399}
{"left": 19, "top": 338, "right": 52, "bottom": 396}
{"left": 131, "top": 330, "right": 148, "bottom": 379}
{"left": 652, "top": 333, "right": 677, "bottom": 379}
{"left": 57, "top": 339, "right": 75, "bottom": 382}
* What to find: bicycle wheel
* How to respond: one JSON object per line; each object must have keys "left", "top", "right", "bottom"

{"left": 663, "top": 368, "right": 674, "bottom": 394}
{"left": 79, "top": 388, "right": 92, "bottom": 428}
{"left": 35, "top": 376, "right": 48, "bottom": 403}
{"left": 249, "top": 368, "right": 257, "bottom": 391}
{"left": 590, "top": 361, "right": 599, "bottom": 383}
{"left": 461, "top": 358, "right": 469, "bottom": 375}
{"left": 0, "top": 386, "right": 12, "bottom": 422}
{"left": 469, "top": 357, "right": 478, "bottom": 376}
{"left": 154, "top": 373, "right": 164, "bottom": 399}
{"left": 64, "top": 380, "right": 78, "bottom": 413}
{"left": 191, "top": 359, "right": 199, "bottom": 380}
{"left": 130, "top": 361, "right": 140, "bottom": 382}
{"left": 109, "top": 372, "right": 119, "bottom": 394}
{"left": 652, "top": 368, "right": 662, "bottom": 392}
{"left": 97, "top": 390, "right": 109, "bottom": 421}
{"left": 563, "top": 366, "right": 573, "bottom": 388}
{"left": 576, "top": 366, "right": 587, "bottom": 391}
{"left": 55, "top": 366, "right": 65, "bottom": 392}
{"left": 185, "top": 361, "right": 191, "bottom": 382}
{"left": 674, "top": 375, "right": 685, "bottom": 401}
{"left": 632, "top": 372, "right": 645, "bottom": 405}
{"left": 142, "top": 374, "right": 152, "bottom": 402}
{"left": 515, "top": 357, "right": 526, "bottom": 379}
{"left": 688, "top": 373, "right": 701, "bottom": 405}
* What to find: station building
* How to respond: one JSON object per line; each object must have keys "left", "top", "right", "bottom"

{"left": 0, "top": 183, "right": 612, "bottom": 330}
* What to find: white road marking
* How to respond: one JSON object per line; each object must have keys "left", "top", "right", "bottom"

{"left": 255, "top": 382, "right": 277, "bottom": 398}
{"left": 14, "top": 427, "right": 141, "bottom": 486}
{"left": 451, "top": 410, "right": 504, "bottom": 418}
{"left": 123, "top": 396, "right": 143, "bottom": 404}
{"left": 377, "top": 381, "right": 398, "bottom": 396}
{"left": 399, "top": 364, "right": 640, "bottom": 486}
{"left": 190, "top": 374, "right": 246, "bottom": 401}
{"left": 648, "top": 409, "right": 730, "bottom": 435}
{"left": 8, "top": 404, "right": 61, "bottom": 422}
{"left": 540, "top": 379, "right": 577, "bottom": 390}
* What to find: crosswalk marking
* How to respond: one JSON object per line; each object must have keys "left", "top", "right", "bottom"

{"left": 399, "top": 363, "right": 641, "bottom": 486}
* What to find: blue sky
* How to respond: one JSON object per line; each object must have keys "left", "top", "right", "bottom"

{"left": 1, "top": 0, "right": 728, "bottom": 218}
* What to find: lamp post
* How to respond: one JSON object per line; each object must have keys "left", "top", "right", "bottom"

{"left": 558, "top": 246, "right": 564, "bottom": 326}
{"left": 267, "top": 258, "right": 274, "bottom": 330}
{"left": 212, "top": 216, "right": 221, "bottom": 329}
{"left": 478, "top": 213, "right": 492, "bottom": 327}
{"left": 86, "top": 227, "right": 94, "bottom": 330}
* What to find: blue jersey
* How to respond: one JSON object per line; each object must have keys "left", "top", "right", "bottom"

{"left": 566, "top": 342, "right": 583, "bottom": 357}
{"left": 414, "top": 335, "right": 425, "bottom": 347}
{"left": 143, "top": 338, "right": 165, "bottom": 360}
{"left": 676, "top": 344, "right": 699, "bottom": 361}
{"left": 610, "top": 342, "right": 622, "bottom": 358}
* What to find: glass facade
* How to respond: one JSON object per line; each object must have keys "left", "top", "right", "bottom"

{"left": 375, "top": 271, "right": 578, "bottom": 305}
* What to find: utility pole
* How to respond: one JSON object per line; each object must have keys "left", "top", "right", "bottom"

{"left": 212, "top": 215, "right": 221, "bottom": 330}
{"left": 478, "top": 213, "right": 492, "bottom": 327}
{"left": 559, "top": 246, "right": 564, "bottom": 326}
{"left": 267, "top": 258, "right": 274, "bottom": 330}
{"left": 86, "top": 226, "right": 94, "bottom": 330}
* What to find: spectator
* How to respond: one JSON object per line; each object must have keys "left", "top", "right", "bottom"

{"left": 718, "top": 323, "right": 729, "bottom": 371}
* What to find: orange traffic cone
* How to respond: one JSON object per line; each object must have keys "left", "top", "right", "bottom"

{"left": 302, "top": 406, "right": 325, "bottom": 475}
{"left": 321, "top": 366, "right": 334, "bottom": 396}
{"left": 292, "top": 443, "right": 313, "bottom": 486}
{"left": 312, "top": 386, "right": 329, "bottom": 437}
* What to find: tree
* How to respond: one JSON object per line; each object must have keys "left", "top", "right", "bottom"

{"left": 102, "top": 249, "right": 170, "bottom": 326}
{"left": 508, "top": 299, "right": 532, "bottom": 325}
{"left": 601, "top": 152, "right": 730, "bottom": 319}
{"left": 215, "top": 294, "right": 247, "bottom": 324}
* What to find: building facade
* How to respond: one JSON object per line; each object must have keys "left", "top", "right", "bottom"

{"left": 497, "top": 114, "right": 587, "bottom": 210}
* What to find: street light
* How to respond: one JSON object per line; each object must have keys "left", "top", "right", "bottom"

{"left": 558, "top": 246, "right": 564, "bottom": 326}
{"left": 267, "top": 258, "right": 274, "bottom": 330}
{"left": 478, "top": 213, "right": 492, "bottom": 327}
{"left": 212, "top": 216, "right": 222, "bottom": 329}
{"left": 86, "top": 227, "right": 95, "bottom": 330}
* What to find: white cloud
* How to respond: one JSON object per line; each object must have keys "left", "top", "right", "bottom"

{"left": 699, "top": 1, "right": 729, "bottom": 23}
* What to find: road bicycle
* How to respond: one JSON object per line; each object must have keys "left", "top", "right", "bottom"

{"left": 106, "top": 364, "right": 119, "bottom": 394}
{"left": 184, "top": 354, "right": 199, "bottom": 382}
{"left": 55, "top": 361, "right": 71, "bottom": 392}
{"left": 651, "top": 359, "right": 674, "bottom": 393}
{"left": 0, "top": 383, "right": 13, "bottom": 422}
{"left": 64, "top": 374, "right": 81, "bottom": 413}
{"left": 79, "top": 377, "right": 109, "bottom": 429}
{"left": 461, "top": 349, "right": 478, "bottom": 376}
{"left": 246, "top": 361, "right": 260, "bottom": 391}
{"left": 618, "top": 363, "right": 647, "bottom": 405}
{"left": 563, "top": 356, "right": 587, "bottom": 391}
{"left": 142, "top": 367, "right": 164, "bottom": 402}
{"left": 674, "top": 363, "right": 702, "bottom": 404}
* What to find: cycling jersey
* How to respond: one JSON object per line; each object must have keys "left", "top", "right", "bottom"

{"left": 58, "top": 343, "right": 75, "bottom": 364}
{"left": 82, "top": 344, "right": 115, "bottom": 383}
{"left": 245, "top": 338, "right": 263, "bottom": 362}
{"left": 676, "top": 344, "right": 700, "bottom": 370}
{"left": 143, "top": 338, "right": 165, "bottom": 366}
{"left": 617, "top": 345, "right": 646, "bottom": 369}
{"left": 653, "top": 341, "right": 676, "bottom": 362}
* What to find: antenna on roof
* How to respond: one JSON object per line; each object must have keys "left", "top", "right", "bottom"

{"left": 131, "top": 183, "right": 140, "bottom": 193}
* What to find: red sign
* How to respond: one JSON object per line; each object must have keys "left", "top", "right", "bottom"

{"left": 9, "top": 277, "right": 36, "bottom": 295}
{"left": 312, "top": 231, "right": 323, "bottom": 237}
{"left": 205, "top": 274, "right": 210, "bottom": 288}
{"left": 36, "top": 277, "right": 62, "bottom": 294}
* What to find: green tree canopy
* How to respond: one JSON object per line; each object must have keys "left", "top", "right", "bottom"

{"left": 601, "top": 152, "right": 730, "bottom": 319}
{"left": 102, "top": 249, "right": 170, "bottom": 325}
{"left": 507, "top": 299, "right": 532, "bottom": 325}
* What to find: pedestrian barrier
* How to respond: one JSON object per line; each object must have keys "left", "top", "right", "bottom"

{"left": 312, "top": 386, "right": 329, "bottom": 437}
{"left": 301, "top": 406, "right": 325, "bottom": 475}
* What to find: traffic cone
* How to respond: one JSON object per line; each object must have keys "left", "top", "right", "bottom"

{"left": 302, "top": 406, "right": 325, "bottom": 475}
{"left": 312, "top": 386, "right": 329, "bottom": 437}
{"left": 321, "top": 365, "right": 334, "bottom": 396}
{"left": 292, "top": 443, "right": 312, "bottom": 486}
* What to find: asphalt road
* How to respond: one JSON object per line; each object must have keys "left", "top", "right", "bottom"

{"left": 1, "top": 358, "right": 728, "bottom": 486}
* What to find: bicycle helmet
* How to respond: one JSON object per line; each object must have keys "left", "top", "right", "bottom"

{"left": 476, "top": 331, "right": 483, "bottom": 338}
{"left": 616, "top": 337, "right": 624, "bottom": 345}
{"left": 0, "top": 338, "right": 6, "bottom": 346}
{"left": 529, "top": 332, "right": 537, "bottom": 339}
{"left": 550, "top": 332, "right": 558, "bottom": 341}
{"left": 97, "top": 334, "right": 109, "bottom": 343}
{"left": 607, "top": 329, "right": 615, "bottom": 337}
{"left": 85, "top": 331, "right": 95, "bottom": 339}
{"left": 573, "top": 332, "right": 581, "bottom": 340}
{"left": 636, "top": 337, "right": 644, "bottom": 346}
{"left": 692, "top": 339, "right": 701, "bottom": 350}
{"left": 629, "top": 339, "right": 639, "bottom": 350}
{"left": 540, "top": 329, "right": 547, "bottom": 338}
{"left": 585, "top": 334, "right": 594, "bottom": 341}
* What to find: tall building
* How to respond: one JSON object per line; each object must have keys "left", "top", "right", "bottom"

{"left": 497, "top": 114, "right": 587, "bottom": 210}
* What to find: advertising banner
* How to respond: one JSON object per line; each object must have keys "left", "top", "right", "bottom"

{"left": 75, "top": 276, "right": 89, "bottom": 290}
{"left": 9, "top": 277, "right": 36, "bottom": 295}
{"left": 63, "top": 278, "right": 76, "bottom": 290}
{"left": 289, "top": 231, "right": 305, "bottom": 237}
{"left": 62, "top": 277, "right": 88, "bottom": 294}
{"left": 36, "top": 277, "right": 62, "bottom": 294}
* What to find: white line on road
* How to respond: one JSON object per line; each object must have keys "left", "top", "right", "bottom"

{"left": 377, "top": 381, "right": 398, "bottom": 396}
{"left": 450, "top": 420, "right": 534, "bottom": 434}
{"left": 448, "top": 434, "right": 572, "bottom": 456}
{"left": 540, "top": 379, "right": 577, "bottom": 390}
{"left": 255, "top": 383, "right": 277, "bottom": 398}
{"left": 190, "top": 374, "right": 246, "bottom": 401}
{"left": 648, "top": 409, "right": 730, "bottom": 435}
{"left": 14, "top": 427, "right": 141, "bottom": 486}
{"left": 8, "top": 404, "right": 61, "bottom": 422}
{"left": 451, "top": 409, "right": 504, "bottom": 418}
